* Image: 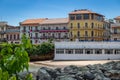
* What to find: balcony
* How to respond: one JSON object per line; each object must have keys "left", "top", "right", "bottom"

{"left": 40, "top": 29, "right": 69, "bottom": 33}
{"left": 34, "top": 30, "right": 39, "bottom": 32}
{"left": 0, "top": 31, "right": 6, "bottom": 34}
{"left": 30, "top": 37, "right": 40, "bottom": 39}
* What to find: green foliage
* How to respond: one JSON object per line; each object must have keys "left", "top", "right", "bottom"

{"left": 26, "top": 42, "right": 54, "bottom": 56}
{"left": 0, "top": 34, "right": 33, "bottom": 80}
{"left": 25, "top": 73, "right": 33, "bottom": 80}
{"left": 36, "top": 42, "right": 54, "bottom": 55}
{"left": 0, "top": 68, "right": 16, "bottom": 80}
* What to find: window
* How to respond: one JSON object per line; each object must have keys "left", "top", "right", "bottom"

{"left": 43, "top": 27, "right": 45, "bottom": 30}
{"left": 58, "top": 33, "right": 61, "bottom": 38}
{"left": 56, "top": 49, "right": 64, "bottom": 54}
{"left": 35, "top": 40, "right": 38, "bottom": 43}
{"left": 114, "top": 38, "right": 117, "bottom": 41}
{"left": 105, "top": 49, "right": 113, "bottom": 54}
{"left": 75, "top": 49, "right": 83, "bottom": 54}
{"left": 10, "top": 35, "right": 12, "bottom": 40}
{"left": 77, "top": 31, "right": 80, "bottom": 37}
{"left": 77, "top": 23, "right": 80, "bottom": 28}
{"left": 70, "top": 23, "right": 73, "bottom": 29}
{"left": 48, "top": 27, "right": 51, "bottom": 30}
{"left": 56, "top": 27, "right": 59, "bottom": 30}
{"left": 95, "top": 49, "right": 102, "bottom": 54}
{"left": 35, "top": 26, "right": 38, "bottom": 31}
{"left": 91, "top": 31, "right": 94, "bottom": 37}
{"left": 63, "top": 27, "right": 66, "bottom": 30}
{"left": 71, "top": 32, "right": 73, "bottom": 37}
{"left": 85, "top": 49, "right": 93, "bottom": 54}
{"left": 14, "top": 34, "right": 16, "bottom": 40}
{"left": 65, "top": 49, "right": 73, "bottom": 54}
{"left": 70, "top": 15, "right": 75, "bottom": 20}
{"left": 115, "top": 49, "right": 120, "bottom": 54}
{"left": 114, "top": 28, "right": 117, "bottom": 34}
{"left": 76, "top": 14, "right": 82, "bottom": 20}
{"left": 23, "top": 27, "right": 26, "bottom": 31}
{"left": 91, "top": 23, "right": 94, "bottom": 28}
{"left": 17, "top": 34, "right": 19, "bottom": 40}
{"left": 85, "top": 31, "right": 88, "bottom": 36}
{"left": 35, "top": 33, "right": 38, "bottom": 38}
{"left": 83, "top": 14, "right": 89, "bottom": 19}
{"left": 85, "top": 23, "right": 88, "bottom": 28}
{"left": 7, "top": 35, "right": 8, "bottom": 40}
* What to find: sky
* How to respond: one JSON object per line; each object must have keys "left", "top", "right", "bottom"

{"left": 0, "top": 0, "right": 120, "bottom": 26}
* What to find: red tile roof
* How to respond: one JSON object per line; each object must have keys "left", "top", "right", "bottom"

{"left": 114, "top": 16, "right": 120, "bottom": 20}
{"left": 40, "top": 18, "right": 69, "bottom": 24}
{"left": 20, "top": 18, "right": 47, "bottom": 25}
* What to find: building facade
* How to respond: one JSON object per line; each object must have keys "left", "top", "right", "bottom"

{"left": 103, "top": 21, "right": 111, "bottom": 41}
{"left": 0, "top": 21, "right": 8, "bottom": 42}
{"left": 20, "top": 18, "right": 47, "bottom": 44}
{"left": 54, "top": 42, "right": 120, "bottom": 60}
{"left": 6, "top": 26, "right": 20, "bottom": 44}
{"left": 68, "top": 9, "right": 105, "bottom": 41}
{"left": 111, "top": 16, "right": 120, "bottom": 41}
{"left": 39, "top": 18, "right": 69, "bottom": 42}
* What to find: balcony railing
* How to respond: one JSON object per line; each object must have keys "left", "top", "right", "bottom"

{"left": 0, "top": 31, "right": 6, "bottom": 34}
{"left": 40, "top": 29, "right": 69, "bottom": 33}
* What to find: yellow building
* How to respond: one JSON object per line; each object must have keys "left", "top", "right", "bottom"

{"left": 68, "top": 9, "right": 105, "bottom": 41}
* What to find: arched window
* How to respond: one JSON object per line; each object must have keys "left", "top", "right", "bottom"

{"left": 77, "top": 23, "right": 80, "bottom": 28}
{"left": 14, "top": 34, "right": 16, "bottom": 40}
{"left": 91, "top": 31, "right": 94, "bottom": 37}
{"left": 70, "top": 23, "right": 73, "bottom": 29}
{"left": 85, "top": 31, "right": 88, "bottom": 36}
{"left": 91, "top": 23, "right": 94, "bottom": 28}
{"left": 85, "top": 23, "right": 87, "bottom": 27}
{"left": 77, "top": 31, "right": 80, "bottom": 37}
{"left": 56, "top": 27, "right": 58, "bottom": 30}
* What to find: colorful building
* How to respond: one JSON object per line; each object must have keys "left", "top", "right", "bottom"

{"left": 103, "top": 21, "right": 111, "bottom": 41}
{"left": 39, "top": 18, "right": 69, "bottom": 42}
{"left": 0, "top": 21, "right": 8, "bottom": 42}
{"left": 111, "top": 16, "right": 120, "bottom": 41}
{"left": 20, "top": 18, "right": 47, "bottom": 44}
{"left": 6, "top": 26, "right": 20, "bottom": 44}
{"left": 68, "top": 9, "right": 105, "bottom": 41}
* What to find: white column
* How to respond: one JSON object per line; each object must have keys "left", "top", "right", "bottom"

{"left": 93, "top": 49, "right": 95, "bottom": 54}
{"left": 64, "top": 49, "right": 66, "bottom": 54}
{"left": 83, "top": 49, "right": 85, "bottom": 54}
{"left": 73, "top": 49, "right": 75, "bottom": 54}
{"left": 102, "top": 49, "right": 105, "bottom": 54}
{"left": 113, "top": 49, "right": 115, "bottom": 54}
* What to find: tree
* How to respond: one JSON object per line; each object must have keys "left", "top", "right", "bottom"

{"left": 0, "top": 34, "right": 32, "bottom": 80}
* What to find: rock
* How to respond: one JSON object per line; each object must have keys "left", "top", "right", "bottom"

{"left": 83, "top": 72, "right": 95, "bottom": 80}
{"left": 37, "top": 68, "right": 51, "bottom": 80}
{"left": 55, "top": 68, "right": 62, "bottom": 73}
{"left": 55, "top": 75, "right": 76, "bottom": 80}
{"left": 40, "top": 67, "right": 58, "bottom": 79}
{"left": 63, "top": 65, "right": 78, "bottom": 74}
{"left": 18, "top": 71, "right": 36, "bottom": 80}
{"left": 79, "top": 66, "right": 89, "bottom": 73}
{"left": 103, "top": 77, "right": 111, "bottom": 80}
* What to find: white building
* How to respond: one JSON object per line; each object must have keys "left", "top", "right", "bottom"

{"left": 20, "top": 18, "right": 47, "bottom": 44}
{"left": 20, "top": 18, "right": 69, "bottom": 44}
{"left": 54, "top": 42, "right": 120, "bottom": 60}
{"left": 39, "top": 18, "right": 69, "bottom": 42}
